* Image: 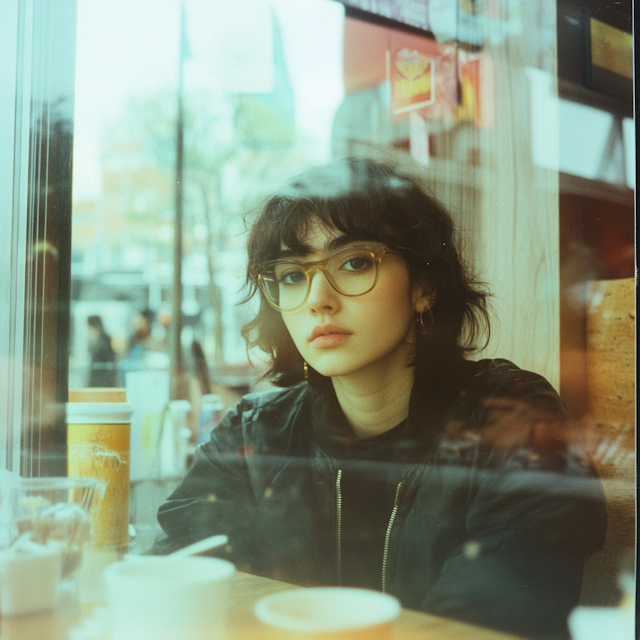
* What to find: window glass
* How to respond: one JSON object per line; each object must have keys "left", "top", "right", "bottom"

{"left": 71, "top": 0, "right": 346, "bottom": 388}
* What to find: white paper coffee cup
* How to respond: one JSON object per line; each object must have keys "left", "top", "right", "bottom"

{"left": 105, "top": 556, "right": 235, "bottom": 640}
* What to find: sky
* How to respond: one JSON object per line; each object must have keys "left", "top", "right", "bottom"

{"left": 73, "top": 0, "right": 345, "bottom": 202}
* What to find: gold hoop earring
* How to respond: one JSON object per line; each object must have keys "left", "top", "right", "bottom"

{"left": 303, "top": 361, "right": 309, "bottom": 381}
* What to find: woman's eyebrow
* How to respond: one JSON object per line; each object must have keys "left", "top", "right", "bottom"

{"left": 275, "top": 244, "right": 312, "bottom": 260}
{"left": 275, "top": 235, "right": 362, "bottom": 260}
{"left": 325, "top": 235, "right": 359, "bottom": 252}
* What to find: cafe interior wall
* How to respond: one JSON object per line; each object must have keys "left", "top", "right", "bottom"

{"left": 555, "top": 0, "right": 635, "bottom": 607}
{"left": 337, "top": 1, "right": 562, "bottom": 389}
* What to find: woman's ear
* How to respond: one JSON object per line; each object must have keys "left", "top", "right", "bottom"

{"left": 413, "top": 287, "right": 435, "bottom": 314}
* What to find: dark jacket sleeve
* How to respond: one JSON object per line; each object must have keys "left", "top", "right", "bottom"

{"left": 421, "top": 362, "right": 607, "bottom": 639}
{"left": 152, "top": 401, "right": 258, "bottom": 570}
{"left": 421, "top": 467, "right": 605, "bottom": 638}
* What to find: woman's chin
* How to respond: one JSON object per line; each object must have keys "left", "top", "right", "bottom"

{"left": 305, "top": 356, "right": 358, "bottom": 379}
{"left": 307, "top": 356, "right": 379, "bottom": 380}
{"left": 309, "top": 364, "right": 350, "bottom": 378}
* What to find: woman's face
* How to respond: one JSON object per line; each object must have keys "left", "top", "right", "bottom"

{"left": 279, "top": 221, "right": 426, "bottom": 380}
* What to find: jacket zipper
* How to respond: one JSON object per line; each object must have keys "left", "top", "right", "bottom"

{"left": 382, "top": 480, "right": 404, "bottom": 594}
{"left": 335, "top": 470, "right": 404, "bottom": 593}
{"left": 335, "top": 469, "right": 343, "bottom": 585}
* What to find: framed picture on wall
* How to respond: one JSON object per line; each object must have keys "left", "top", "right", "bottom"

{"left": 584, "top": 13, "right": 633, "bottom": 100}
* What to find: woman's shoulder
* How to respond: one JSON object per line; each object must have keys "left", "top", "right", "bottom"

{"left": 236, "top": 382, "right": 310, "bottom": 416}
{"left": 437, "top": 358, "right": 588, "bottom": 471}
{"left": 467, "top": 357, "right": 550, "bottom": 382}
{"left": 464, "top": 358, "right": 567, "bottom": 416}
{"left": 210, "top": 382, "right": 312, "bottom": 451}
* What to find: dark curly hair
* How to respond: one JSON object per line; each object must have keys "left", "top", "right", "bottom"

{"left": 242, "top": 158, "right": 490, "bottom": 386}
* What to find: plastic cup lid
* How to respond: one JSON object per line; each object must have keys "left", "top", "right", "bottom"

{"left": 66, "top": 402, "right": 133, "bottom": 422}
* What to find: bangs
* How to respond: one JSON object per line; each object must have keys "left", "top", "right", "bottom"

{"left": 247, "top": 159, "right": 424, "bottom": 271}
{"left": 277, "top": 198, "right": 387, "bottom": 257}
{"left": 251, "top": 195, "right": 389, "bottom": 269}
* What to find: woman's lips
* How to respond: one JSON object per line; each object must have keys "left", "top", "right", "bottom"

{"left": 310, "top": 333, "right": 351, "bottom": 348}
{"left": 309, "top": 324, "right": 352, "bottom": 348}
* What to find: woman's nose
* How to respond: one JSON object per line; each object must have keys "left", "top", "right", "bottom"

{"left": 306, "top": 269, "right": 338, "bottom": 313}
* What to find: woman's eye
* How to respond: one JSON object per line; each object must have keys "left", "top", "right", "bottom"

{"left": 278, "top": 268, "right": 306, "bottom": 285}
{"left": 341, "top": 254, "right": 373, "bottom": 272}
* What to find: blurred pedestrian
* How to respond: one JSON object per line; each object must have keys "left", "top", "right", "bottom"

{"left": 126, "top": 308, "right": 155, "bottom": 362}
{"left": 87, "top": 315, "right": 117, "bottom": 387}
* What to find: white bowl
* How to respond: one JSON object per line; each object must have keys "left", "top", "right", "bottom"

{"left": 254, "top": 587, "right": 401, "bottom": 635}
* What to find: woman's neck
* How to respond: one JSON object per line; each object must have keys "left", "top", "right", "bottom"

{"left": 331, "top": 349, "right": 416, "bottom": 439}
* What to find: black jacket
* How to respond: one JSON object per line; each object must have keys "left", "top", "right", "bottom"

{"left": 154, "top": 358, "right": 606, "bottom": 639}
{"left": 89, "top": 330, "right": 117, "bottom": 387}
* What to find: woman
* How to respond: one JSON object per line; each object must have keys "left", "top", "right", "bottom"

{"left": 87, "top": 315, "right": 118, "bottom": 387}
{"left": 154, "top": 159, "right": 605, "bottom": 639}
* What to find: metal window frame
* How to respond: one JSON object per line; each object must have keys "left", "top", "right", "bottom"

{"left": 0, "top": 0, "right": 76, "bottom": 476}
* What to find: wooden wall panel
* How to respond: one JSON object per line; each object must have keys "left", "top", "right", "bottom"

{"left": 338, "top": 1, "right": 562, "bottom": 387}
{"left": 471, "top": 0, "right": 561, "bottom": 389}
{"left": 580, "top": 277, "right": 635, "bottom": 605}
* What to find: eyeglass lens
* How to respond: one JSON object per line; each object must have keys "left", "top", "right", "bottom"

{"left": 261, "top": 247, "right": 380, "bottom": 310}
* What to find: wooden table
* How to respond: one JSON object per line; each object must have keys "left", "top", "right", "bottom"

{"left": 0, "top": 571, "right": 524, "bottom": 640}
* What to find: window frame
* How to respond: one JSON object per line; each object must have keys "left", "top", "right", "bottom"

{"left": 0, "top": 0, "right": 76, "bottom": 477}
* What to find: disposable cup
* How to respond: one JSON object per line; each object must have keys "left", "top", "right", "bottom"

{"left": 104, "top": 556, "right": 235, "bottom": 640}
{"left": 66, "top": 401, "right": 132, "bottom": 550}
{"left": 254, "top": 587, "right": 401, "bottom": 640}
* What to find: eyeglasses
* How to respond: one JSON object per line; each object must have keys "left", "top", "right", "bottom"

{"left": 255, "top": 244, "right": 398, "bottom": 312}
